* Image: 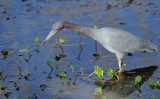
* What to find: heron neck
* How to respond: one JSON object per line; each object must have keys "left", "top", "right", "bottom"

{"left": 63, "top": 21, "right": 93, "bottom": 35}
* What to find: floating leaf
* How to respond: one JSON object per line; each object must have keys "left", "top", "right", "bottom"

{"left": 47, "top": 85, "right": 53, "bottom": 89}
{"left": 10, "top": 50, "right": 14, "bottom": 52}
{"left": 1, "top": 49, "right": 9, "bottom": 55}
{"left": 94, "top": 66, "right": 99, "bottom": 74}
{"left": 34, "top": 37, "right": 39, "bottom": 42}
{"left": 54, "top": 69, "right": 60, "bottom": 76}
{"left": 54, "top": 92, "right": 58, "bottom": 96}
{"left": 92, "top": 26, "right": 99, "bottom": 29}
{"left": 95, "top": 79, "right": 103, "bottom": 87}
{"left": 135, "top": 76, "right": 142, "bottom": 85}
{"left": 46, "top": 60, "right": 52, "bottom": 66}
{"left": 26, "top": 45, "right": 30, "bottom": 49}
{"left": 149, "top": 96, "right": 156, "bottom": 99}
{"left": 60, "top": 72, "right": 66, "bottom": 77}
{"left": 18, "top": 54, "right": 23, "bottom": 56}
{"left": 14, "top": 77, "right": 19, "bottom": 82}
{"left": 150, "top": 81, "right": 155, "bottom": 86}
{"left": 19, "top": 57, "right": 22, "bottom": 61}
{"left": 59, "top": 38, "right": 66, "bottom": 43}
{"left": 25, "top": 49, "right": 30, "bottom": 54}
{"left": 75, "top": 31, "right": 78, "bottom": 35}
{"left": 94, "top": 87, "right": 102, "bottom": 95}
{"left": 156, "top": 81, "right": 160, "bottom": 86}
{"left": 40, "top": 84, "right": 47, "bottom": 91}
{"left": 19, "top": 49, "right": 27, "bottom": 52}
{"left": 135, "top": 2, "right": 141, "bottom": 5}
{"left": 102, "top": 96, "right": 106, "bottom": 99}
{"left": 94, "top": 66, "right": 103, "bottom": 78}
{"left": 106, "top": 68, "right": 113, "bottom": 78}
{"left": 66, "top": 62, "right": 71, "bottom": 67}
{"left": 49, "top": 52, "right": 54, "bottom": 55}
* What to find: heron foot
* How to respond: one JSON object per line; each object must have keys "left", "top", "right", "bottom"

{"left": 113, "top": 69, "right": 122, "bottom": 80}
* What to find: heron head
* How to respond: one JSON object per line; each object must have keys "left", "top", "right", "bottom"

{"left": 41, "top": 21, "right": 64, "bottom": 46}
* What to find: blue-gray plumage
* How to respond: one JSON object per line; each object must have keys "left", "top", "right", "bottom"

{"left": 42, "top": 21, "right": 158, "bottom": 71}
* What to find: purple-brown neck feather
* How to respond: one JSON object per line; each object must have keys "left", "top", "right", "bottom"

{"left": 62, "top": 21, "right": 93, "bottom": 35}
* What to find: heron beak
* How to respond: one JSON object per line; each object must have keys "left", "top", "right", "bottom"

{"left": 41, "top": 30, "right": 56, "bottom": 46}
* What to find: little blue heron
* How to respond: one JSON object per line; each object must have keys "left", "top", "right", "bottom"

{"left": 42, "top": 21, "right": 158, "bottom": 72}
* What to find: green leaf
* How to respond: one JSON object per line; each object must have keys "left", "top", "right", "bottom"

{"left": 19, "top": 57, "right": 22, "bottom": 61}
{"left": 14, "top": 77, "right": 19, "bottom": 82}
{"left": 49, "top": 52, "right": 54, "bottom": 55}
{"left": 94, "top": 66, "right": 103, "bottom": 78}
{"left": 60, "top": 72, "right": 66, "bottom": 77}
{"left": 26, "top": 45, "right": 30, "bottom": 49}
{"left": 34, "top": 37, "right": 39, "bottom": 42}
{"left": 135, "top": 76, "right": 142, "bottom": 85}
{"left": 94, "top": 87, "right": 102, "bottom": 95}
{"left": 95, "top": 79, "right": 103, "bottom": 87}
{"left": 106, "top": 68, "right": 113, "bottom": 78}
{"left": 54, "top": 92, "right": 58, "bottom": 96}
{"left": 72, "top": 68, "right": 75, "bottom": 74}
{"left": 25, "top": 49, "right": 30, "bottom": 54}
{"left": 150, "top": 81, "right": 155, "bottom": 86}
{"left": 94, "top": 66, "right": 99, "bottom": 74}
{"left": 66, "top": 62, "right": 71, "bottom": 67}
{"left": 0, "top": 83, "right": 2, "bottom": 88}
{"left": 46, "top": 60, "right": 52, "bottom": 66}
{"left": 40, "top": 84, "right": 47, "bottom": 91}
{"left": 102, "top": 96, "right": 106, "bottom": 99}
{"left": 59, "top": 38, "right": 66, "bottom": 43}
{"left": 47, "top": 85, "right": 53, "bottom": 88}
{"left": 10, "top": 50, "right": 14, "bottom": 52}
{"left": 54, "top": 69, "right": 60, "bottom": 76}
{"left": 75, "top": 31, "right": 78, "bottom": 35}
{"left": 149, "top": 96, "right": 156, "bottom": 99}
{"left": 1, "top": 49, "right": 9, "bottom": 55}
{"left": 92, "top": 26, "right": 99, "bottom": 29}
{"left": 156, "top": 81, "right": 160, "bottom": 86}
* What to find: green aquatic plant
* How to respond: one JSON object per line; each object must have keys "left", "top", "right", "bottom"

{"left": 66, "top": 62, "right": 71, "bottom": 67}
{"left": 135, "top": 75, "right": 142, "bottom": 85}
{"left": 59, "top": 38, "right": 66, "bottom": 43}
{"left": 94, "top": 87, "right": 102, "bottom": 95}
{"left": 1, "top": 49, "right": 9, "bottom": 55}
{"left": 60, "top": 72, "right": 66, "bottom": 77}
{"left": 54, "top": 69, "right": 60, "bottom": 76}
{"left": 34, "top": 37, "right": 39, "bottom": 42}
{"left": 49, "top": 51, "right": 54, "bottom": 55}
{"left": 150, "top": 81, "right": 155, "bottom": 86}
{"left": 94, "top": 66, "right": 103, "bottom": 78}
{"left": 54, "top": 92, "right": 58, "bottom": 96}
{"left": 106, "top": 68, "right": 113, "bottom": 78}
{"left": 92, "top": 25, "right": 99, "bottom": 29}
{"left": 156, "top": 81, "right": 160, "bottom": 87}
{"left": 46, "top": 60, "right": 52, "bottom": 66}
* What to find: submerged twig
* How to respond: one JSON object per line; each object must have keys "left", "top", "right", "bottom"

{"left": 88, "top": 72, "right": 95, "bottom": 78}
{"left": 77, "top": 32, "right": 83, "bottom": 60}
{"left": 24, "top": 54, "right": 32, "bottom": 63}
{"left": 59, "top": 86, "right": 84, "bottom": 92}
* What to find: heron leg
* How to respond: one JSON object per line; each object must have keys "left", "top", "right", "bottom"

{"left": 114, "top": 58, "right": 123, "bottom": 80}
{"left": 118, "top": 58, "right": 122, "bottom": 72}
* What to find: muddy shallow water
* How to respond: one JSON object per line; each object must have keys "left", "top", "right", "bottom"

{"left": 0, "top": 0, "right": 160, "bottom": 99}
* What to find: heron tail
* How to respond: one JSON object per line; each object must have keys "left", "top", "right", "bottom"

{"left": 143, "top": 40, "right": 158, "bottom": 52}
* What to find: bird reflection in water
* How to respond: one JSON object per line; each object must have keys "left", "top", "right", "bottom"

{"left": 96, "top": 66, "right": 158, "bottom": 99}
